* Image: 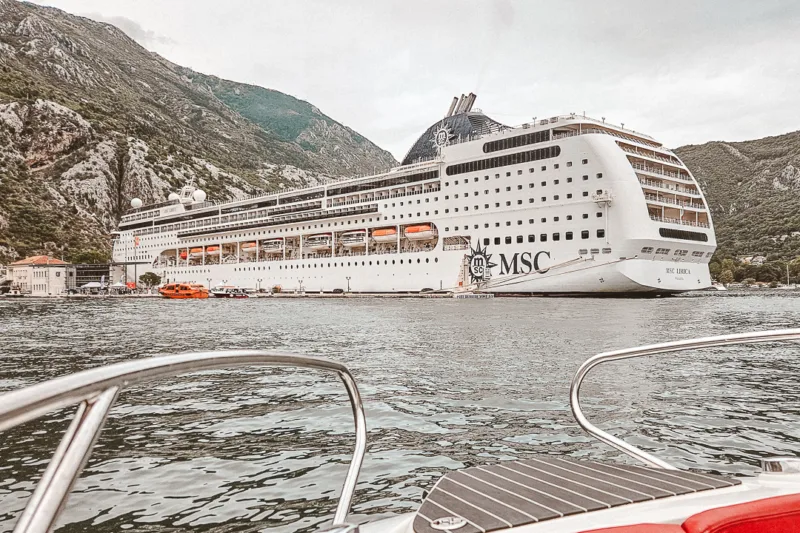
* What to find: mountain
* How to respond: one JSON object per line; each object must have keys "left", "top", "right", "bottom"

{"left": 0, "top": 0, "right": 396, "bottom": 263}
{"left": 676, "top": 130, "right": 800, "bottom": 261}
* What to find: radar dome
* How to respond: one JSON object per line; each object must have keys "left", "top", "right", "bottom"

{"left": 130, "top": 198, "right": 143, "bottom": 209}
{"left": 168, "top": 192, "right": 180, "bottom": 201}
{"left": 192, "top": 189, "right": 207, "bottom": 203}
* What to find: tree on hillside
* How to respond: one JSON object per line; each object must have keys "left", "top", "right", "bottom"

{"left": 139, "top": 272, "right": 161, "bottom": 289}
{"left": 719, "top": 270, "right": 734, "bottom": 285}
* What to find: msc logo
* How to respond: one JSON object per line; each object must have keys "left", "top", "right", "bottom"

{"left": 466, "top": 243, "right": 496, "bottom": 283}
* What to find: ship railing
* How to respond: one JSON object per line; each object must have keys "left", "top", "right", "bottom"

{"left": 643, "top": 194, "right": 706, "bottom": 210}
{"left": 638, "top": 177, "right": 700, "bottom": 196}
{"left": 0, "top": 352, "right": 366, "bottom": 532}
{"left": 649, "top": 215, "right": 710, "bottom": 228}
{"left": 571, "top": 329, "right": 800, "bottom": 469}
{"left": 630, "top": 162, "right": 693, "bottom": 182}
{"left": 618, "top": 144, "right": 682, "bottom": 165}
{"left": 552, "top": 126, "right": 663, "bottom": 149}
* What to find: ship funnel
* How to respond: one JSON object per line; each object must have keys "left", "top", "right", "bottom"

{"left": 465, "top": 92, "right": 477, "bottom": 113}
{"left": 455, "top": 93, "right": 466, "bottom": 114}
{"left": 445, "top": 97, "right": 458, "bottom": 118}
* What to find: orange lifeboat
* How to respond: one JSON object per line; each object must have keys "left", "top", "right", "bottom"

{"left": 372, "top": 227, "right": 398, "bottom": 243}
{"left": 205, "top": 246, "right": 220, "bottom": 256}
{"left": 241, "top": 242, "right": 257, "bottom": 254}
{"left": 404, "top": 224, "right": 435, "bottom": 241}
{"left": 189, "top": 247, "right": 204, "bottom": 259}
{"left": 159, "top": 283, "right": 209, "bottom": 299}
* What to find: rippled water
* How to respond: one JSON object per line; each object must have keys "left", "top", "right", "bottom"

{"left": 1, "top": 294, "right": 800, "bottom": 532}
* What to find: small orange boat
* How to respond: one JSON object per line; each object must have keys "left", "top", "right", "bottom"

{"left": 158, "top": 283, "right": 209, "bottom": 299}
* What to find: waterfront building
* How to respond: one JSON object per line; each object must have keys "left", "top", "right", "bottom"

{"left": 8, "top": 256, "right": 71, "bottom": 296}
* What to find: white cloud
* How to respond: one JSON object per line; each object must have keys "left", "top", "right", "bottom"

{"left": 28, "top": 0, "right": 800, "bottom": 159}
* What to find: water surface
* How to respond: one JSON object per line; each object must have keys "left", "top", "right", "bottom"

{"left": 1, "top": 294, "right": 799, "bottom": 532}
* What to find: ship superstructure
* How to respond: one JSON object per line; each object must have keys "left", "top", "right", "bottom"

{"left": 112, "top": 94, "right": 716, "bottom": 295}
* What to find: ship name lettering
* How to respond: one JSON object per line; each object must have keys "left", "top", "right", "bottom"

{"left": 665, "top": 267, "right": 692, "bottom": 275}
{"left": 499, "top": 251, "right": 551, "bottom": 275}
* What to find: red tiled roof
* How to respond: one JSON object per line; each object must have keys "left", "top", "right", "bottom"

{"left": 10, "top": 255, "right": 70, "bottom": 266}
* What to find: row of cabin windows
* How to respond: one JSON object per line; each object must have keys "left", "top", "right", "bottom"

{"left": 168, "top": 256, "right": 442, "bottom": 275}
{"left": 444, "top": 169, "right": 601, "bottom": 188}
{"left": 642, "top": 247, "right": 714, "bottom": 258}
{"left": 445, "top": 212, "right": 602, "bottom": 232}
{"left": 445, "top": 146, "right": 561, "bottom": 176}
{"left": 482, "top": 229, "right": 605, "bottom": 246}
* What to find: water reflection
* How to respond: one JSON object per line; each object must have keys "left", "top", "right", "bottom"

{"left": 0, "top": 294, "right": 799, "bottom": 531}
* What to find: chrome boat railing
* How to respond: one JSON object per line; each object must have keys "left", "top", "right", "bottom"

{"left": 570, "top": 329, "right": 800, "bottom": 470}
{"left": 0, "top": 351, "right": 367, "bottom": 533}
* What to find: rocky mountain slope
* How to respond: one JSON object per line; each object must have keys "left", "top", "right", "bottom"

{"left": 676, "top": 130, "right": 800, "bottom": 261}
{"left": 0, "top": 0, "right": 396, "bottom": 263}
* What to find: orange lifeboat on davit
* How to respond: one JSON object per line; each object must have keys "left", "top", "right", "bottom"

{"left": 371, "top": 227, "right": 397, "bottom": 243}
{"left": 189, "top": 247, "right": 204, "bottom": 259}
{"left": 404, "top": 224, "right": 435, "bottom": 240}
{"left": 158, "top": 283, "right": 209, "bottom": 299}
{"left": 241, "top": 242, "right": 257, "bottom": 253}
{"left": 205, "top": 246, "right": 220, "bottom": 256}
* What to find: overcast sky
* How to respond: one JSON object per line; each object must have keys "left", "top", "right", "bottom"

{"left": 30, "top": 0, "right": 800, "bottom": 160}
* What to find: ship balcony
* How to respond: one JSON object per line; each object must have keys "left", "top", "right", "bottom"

{"left": 619, "top": 144, "right": 683, "bottom": 166}
{"left": 638, "top": 177, "right": 701, "bottom": 197}
{"left": 644, "top": 194, "right": 706, "bottom": 211}
{"left": 630, "top": 162, "right": 693, "bottom": 183}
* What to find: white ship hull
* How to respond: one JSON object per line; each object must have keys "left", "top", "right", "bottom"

{"left": 113, "top": 102, "right": 716, "bottom": 296}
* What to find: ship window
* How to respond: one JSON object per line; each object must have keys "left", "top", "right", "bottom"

{"left": 485, "top": 204, "right": 489, "bottom": 208}
{"left": 445, "top": 227, "right": 449, "bottom": 232}
{"left": 567, "top": 177, "right": 573, "bottom": 183}
{"left": 506, "top": 172, "right": 511, "bottom": 177}
{"left": 517, "top": 185, "right": 523, "bottom": 190}
{"left": 554, "top": 195, "right": 559, "bottom": 200}
{"left": 495, "top": 203, "right": 500, "bottom": 207}
{"left": 566, "top": 231, "right": 573, "bottom": 240}
{"left": 554, "top": 179, "right": 559, "bottom": 185}
{"left": 506, "top": 201, "right": 511, "bottom": 206}
{"left": 529, "top": 198, "right": 534, "bottom": 203}
{"left": 455, "top": 180, "right": 459, "bottom": 185}
{"left": 529, "top": 183, "right": 534, "bottom": 188}
{"left": 582, "top": 159, "right": 588, "bottom": 164}
{"left": 475, "top": 205, "right": 479, "bottom": 210}
{"left": 444, "top": 182, "right": 449, "bottom": 187}
{"left": 529, "top": 219, "right": 534, "bottom": 224}
{"left": 495, "top": 188, "right": 500, "bottom": 193}
{"left": 655, "top": 248, "right": 670, "bottom": 255}
{"left": 567, "top": 161, "right": 573, "bottom": 167}
{"left": 506, "top": 221, "right": 511, "bottom": 226}
{"left": 567, "top": 193, "right": 573, "bottom": 199}
{"left": 445, "top": 196, "right": 449, "bottom": 200}
{"left": 505, "top": 236, "right": 512, "bottom": 244}
{"left": 541, "top": 181, "right": 546, "bottom": 186}
{"left": 692, "top": 251, "right": 704, "bottom": 257}
{"left": 529, "top": 168, "right": 535, "bottom": 173}
{"left": 517, "top": 200, "right": 523, "bottom": 205}
{"left": 505, "top": 187, "right": 511, "bottom": 192}
{"left": 541, "top": 166, "right": 546, "bottom": 171}
{"left": 474, "top": 177, "right": 479, "bottom": 182}
{"left": 540, "top": 234, "right": 547, "bottom": 242}
{"left": 541, "top": 217, "right": 546, "bottom": 223}
{"left": 641, "top": 247, "right": 654, "bottom": 254}
{"left": 516, "top": 235, "right": 523, "bottom": 243}
{"left": 583, "top": 213, "right": 589, "bottom": 219}
{"left": 553, "top": 233, "right": 560, "bottom": 241}
{"left": 484, "top": 238, "right": 490, "bottom": 245}
{"left": 494, "top": 237, "right": 501, "bottom": 245}
{"left": 581, "top": 230, "right": 589, "bottom": 239}
{"left": 597, "top": 173, "right": 603, "bottom": 178}
{"left": 597, "top": 212, "right": 603, "bottom": 217}
{"left": 583, "top": 191, "right": 589, "bottom": 197}
{"left": 528, "top": 234, "right": 535, "bottom": 242}
{"left": 597, "top": 229, "right": 605, "bottom": 238}
{"left": 541, "top": 197, "right": 546, "bottom": 202}
{"left": 495, "top": 174, "right": 499, "bottom": 178}
{"left": 583, "top": 175, "right": 588, "bottom": 181}
{"left": 517, "top": 170, "right": 523, "bottom": 175}
{"left": 485, "top": 223, "right": 489, "bottom": 228}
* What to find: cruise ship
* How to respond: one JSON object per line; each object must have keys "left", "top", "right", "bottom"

{"left": 112, "top": 94, "right": 716, "bottom": 295}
